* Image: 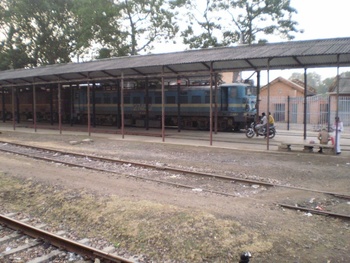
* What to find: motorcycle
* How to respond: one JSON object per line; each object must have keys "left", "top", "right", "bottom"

{"left": 245, "top": 122, "right": 276, "bottom": 139}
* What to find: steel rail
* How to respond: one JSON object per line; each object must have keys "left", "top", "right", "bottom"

{"left": 0, "top": 146, "right": 241, "bottom": 198}
{"left": 0, "top": 214, "right": 134, "bottom": 263}
{"left": 278, "top": 203, "right": 350, "bottom": 221}
{"left": 1, "top": 140, "right": 350, "bottom": 200}
{"left": 0, "top": 140, "right": 274, "bottom": 187}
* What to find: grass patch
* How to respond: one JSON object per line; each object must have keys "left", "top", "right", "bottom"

{"left": 0, "top": 173, "right": 271, "bottom": 262}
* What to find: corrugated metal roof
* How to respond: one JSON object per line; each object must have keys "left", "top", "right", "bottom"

{"left": 1, "top": 37, "right": 350, "bottom": 87}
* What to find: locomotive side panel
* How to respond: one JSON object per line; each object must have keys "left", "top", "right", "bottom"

{"left": 1, "top": 87, "right": 71, "bottom": 123}
{"left": 72, "top": 83, "right": 256, "bottom": 131}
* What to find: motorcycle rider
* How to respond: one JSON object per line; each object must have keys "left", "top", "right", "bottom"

{"left": 255, "top": 112, "right": 267, "bottom": 136}
{"left": 268, "top": 112, "right": 275, "bottom": 127}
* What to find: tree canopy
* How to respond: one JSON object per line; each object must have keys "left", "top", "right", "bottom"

{"left": 287, "top": 71, "right": 350, "bottom": 94}
{"left": 181, "top": 0, "right": 302, "bottom": 48}
{"left": 0, "top": 0, "right": 302, "bottom": 69}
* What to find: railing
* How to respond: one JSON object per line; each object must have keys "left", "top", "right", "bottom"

{"left": 259, "top": 94, "right": 350, "bottom": 131}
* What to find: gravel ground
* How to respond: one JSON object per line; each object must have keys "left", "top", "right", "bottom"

{"left": 0, "top": 129, "right": 349, "bottom": 263}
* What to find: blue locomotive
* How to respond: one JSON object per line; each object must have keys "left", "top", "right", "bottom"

{"left": 73, "top": 82, "right": 257, "bottom": 131}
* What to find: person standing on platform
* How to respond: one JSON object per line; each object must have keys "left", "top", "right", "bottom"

{"left": 333, "top": 117, "right": 344, "bottom": 155}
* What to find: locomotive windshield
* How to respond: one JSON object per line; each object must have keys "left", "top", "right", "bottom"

{"left": 246, "top": 86, "right": 257, "bottom": 96}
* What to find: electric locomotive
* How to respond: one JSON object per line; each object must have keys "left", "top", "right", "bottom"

{"left": 73, "top": 82, "right": 256, "bottom": 131}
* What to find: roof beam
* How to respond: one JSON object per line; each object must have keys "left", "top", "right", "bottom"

{"left": 165, "top": 65, "right": 178, "bottom": 74}
{"left": 130, "top": 68, "right": 146, "bottom": 76}
{"left": 201, "top": 62, "right": 211, "bottom": 70}
{"left": 292, "top": 56, "right": 304, "bottom": 67}
{"left": 101, "top": 70, "right": 117, "bottom": 78}
{"left": 54, "top": 74, "right": 69, "bottom": 81}
{"left": 35, "top": 76, "right": 49, "bottom": 83}
{"left": 244, "top": 59, "right": 257, "bottom": 70}
{"left": 1, "top": 80, "right": 15, "bottom": 85}
{"left": 19, "top": 78, "right": 32, "bottom": 84}
{"left": 76, "top": 72, "right": 89, "bottom": 79}
{"left": 0, "top": 70, "right": 213, "bottom": 88}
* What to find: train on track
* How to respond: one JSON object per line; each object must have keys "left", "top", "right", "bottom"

{"left": 1, "top": 82, "right": 257, "bottom": 131}
{"left": 74, "top": 82, "right": 257, "bottom": 131}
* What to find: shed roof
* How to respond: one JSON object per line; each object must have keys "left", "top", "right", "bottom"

{"left": 1, "top": 37, "right": 350, "bottom": 87}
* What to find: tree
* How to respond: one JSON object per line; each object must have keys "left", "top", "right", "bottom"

{"left": 289, "top": 72, "right": 322, "bottom": 88}
{"left": 115, "top": 0, "right": 181, "bottom": 55}
{"left": 0, "top": 28, "right": 36, "bottom": 70}
{"left": 289, "top": 72, "right": 326, "bottom": 94}
{"left": 322, "top": 71, "right": 350, "bottom": 94}
{"left": 20, "top": 0, "right": 76, "bottom": 64}
{"left": 220, "top": 0, "right": 302, "bottom": 45}
{"left": 0, "top": 37, "right": 36, "bottom": 70}
{"left": 0, "top": 0, "right": 78, "bottom": 66}
{"left": 71, "top": 0, "right": 130, "bottom": 60}
{"left": 0, "top": 0, "right": 131, "bottom": 66}
{"left": 320, "top": 77, "right": 334, "bottom": 94}
{"left": 0, "top": 1, "right": 36, "bottom": 69}
{"left": 181, "top": 0, "right": 222, "bottom": 49}
{"left": 180, "top": 0, "right": 302, "bottom": 49}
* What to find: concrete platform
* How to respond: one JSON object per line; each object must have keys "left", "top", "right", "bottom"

{"left": 0, "top": 122, "right": 349, "bottom": 156}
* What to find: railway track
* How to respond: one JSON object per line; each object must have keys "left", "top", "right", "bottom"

{"left": 1, "top": 140, "right": 350, "bottom": 221}
{"left": 0, "top": 213, "right": 133, "bottom": 263}
{"left": 0, "top": 140, "right": 349, "bottom": 198}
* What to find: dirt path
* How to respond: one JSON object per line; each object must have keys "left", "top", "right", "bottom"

{"left": 0, "top": 131, "right": 349, "bottom": 262}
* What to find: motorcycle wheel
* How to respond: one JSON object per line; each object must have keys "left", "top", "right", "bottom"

{"left": 268, "top": 129, "right": 276, "bottom": 139}
{"left": 245, "top": 128, "right": 255, "bottom": 138}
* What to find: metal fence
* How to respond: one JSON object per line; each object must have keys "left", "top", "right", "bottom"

{"left": 259, "top": 94, "right": 350, "bottom": 131}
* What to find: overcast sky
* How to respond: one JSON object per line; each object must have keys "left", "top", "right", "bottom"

{"left": 268, "top": 0, "right": 350, "bottom": 82}
{"left": 155, "top": 0, "right": 349, "bottom": 84}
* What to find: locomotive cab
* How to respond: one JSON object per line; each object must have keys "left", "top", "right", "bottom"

{"left": 219, "top": 83, "right": 257, "bottom": 131}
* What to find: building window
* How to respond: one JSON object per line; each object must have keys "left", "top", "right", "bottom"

{"left": 274, "top": 103, "right": 285, "bottom": 122}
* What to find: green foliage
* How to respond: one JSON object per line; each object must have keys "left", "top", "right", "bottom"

{"left": 180, "top": 0, "right": 222, "bottom": 49}
{"left": 0, "top": 0, "right": 183, "bottom": 64}
{"left": 287, "top": 71, "right": 350, "bottom": 94}
{"left": 96, "top": 48, "right": 112, "bottom": 60}
{"left": 0, "top": 0, "right": 303, "bottom": 67}
{"left": 0, "top": 0, "right": 75, "bottom": 66}
{"left": 181, "top": 0, "right": 302, "bottom": 49}
{"left": 0, "top": 28, "right": 36, "bottom": 70}
{"left": 71, "top": 0, "right": 130, "bottom": 58}
{"left": 116, "top": 0, "right": 181, "bottom": 55}
{"left": 289, "top": 72, "right": 322, "bottom": 89}
{"left": 220, "top": 0, "right": 301, "bottom": 45}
